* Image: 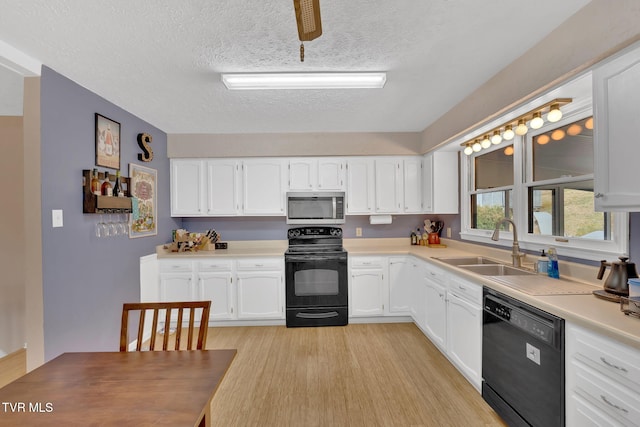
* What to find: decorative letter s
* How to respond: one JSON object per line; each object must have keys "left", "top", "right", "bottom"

{"left": 137, "top": 133, "right": 154, "bottom": 162}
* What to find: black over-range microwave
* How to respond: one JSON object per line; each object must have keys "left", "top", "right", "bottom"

{"left": 286, "top": 192, "right": 345, "bottom": 225}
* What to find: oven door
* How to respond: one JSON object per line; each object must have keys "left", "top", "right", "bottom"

{"left": 285, "top": 253, "right": 348, "bottom": 308}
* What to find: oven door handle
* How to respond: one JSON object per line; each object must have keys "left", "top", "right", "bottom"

{"left": 286, "top": 255, "right": 346, "bottom": 262}
{"left": 296, "top": 311, "right": 339, "bottom": 319}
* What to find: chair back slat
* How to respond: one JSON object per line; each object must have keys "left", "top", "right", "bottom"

{"left": 119, "top": 301, "right": 211, "bottom": 352}
{"left": 136, "top": 309, "right": 146, "bottom": 351}
{"left": 174, "top": 307, "right": 184, "bottom": 350}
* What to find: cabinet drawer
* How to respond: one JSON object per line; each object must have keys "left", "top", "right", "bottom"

{"left": 424, "top": 265, "right": 446, "bottom": 285}
{"left": 448, "top": 276, "right": 481, "bottom": 305}
{"left": 197, "top": 259, "right": 233, "bottom": 272}
{"left": 159, "top": 260, "right": 193, "bottom": 272}
{"left": 569, "top": 325, "right": 640, "bottom": 389}
{"left": 236, "top": 258, "right": 282, "bottom": 271}
{"left": 570, "top": 392, "right": 626, "bottom": 427}
{"left": 350, "top": 257, "right": 384, "bottom": 269}
{"left": 572, "top": 360, "right": 640, "bottom": 425}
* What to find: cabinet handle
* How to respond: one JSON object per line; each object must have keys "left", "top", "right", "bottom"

{"left": 595, "top": 193, "right": 604, "bottom": 198}
{"left": 600, "top": 395, "right": 628, "bottom": 414}
{"left": 254, "top": 263, "right": 264, "bottom": 267}
{"left": 600, "top": 357, "right": 628, "bottom": 373}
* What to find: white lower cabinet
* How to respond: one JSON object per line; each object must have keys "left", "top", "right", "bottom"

{"left": 156, "top": 257, "right": 284, "bottom": 323}
{"left": 388, "top": 256, "right": 414, "bottom": 315}
{"left": 446, "top": 275, "right": 482, "bottom": 391}
{"left": 158, "top": 260, "right": 195, "bottom": 301}
{"left": 423, "top": 267, "right": 447, "bottom": 351}
{"left": 566, "top": 322, "right": 640, "bottom": 427}
{"left": 349, "top": 257, "right": 386, "bottom": 317}
{"left": 198, "top": 272, "right": 234, "bottom": 320}
{"left": 236, "top": 271, "right": 284, "bottom": 319}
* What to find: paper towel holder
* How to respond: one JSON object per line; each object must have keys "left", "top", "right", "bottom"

{"left": 369, "top": 215, "right": 393, "bottom": 225}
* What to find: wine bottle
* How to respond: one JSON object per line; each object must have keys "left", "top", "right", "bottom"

{"left": 90, "top": 168, "right": 100, "bottom": 196}
{"left": 113, "top": 170, "right": 123, "bottom": 197}
{"left": 101, "top": 171, "right": 113, "bottom": 196}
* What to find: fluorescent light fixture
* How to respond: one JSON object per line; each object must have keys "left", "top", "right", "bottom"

{"left": 221, "top": 72, "right": 387, "bottom": 90}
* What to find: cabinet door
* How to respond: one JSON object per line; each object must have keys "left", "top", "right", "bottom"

{"left": 346, "top": 158, "right": 374, "bottom": 214}
{"left": 388, "top": 257, "right": 412, "bottom": 314}
{"left": 350, "top": 269, "right": 385, "bottom": 317}
{"left": 375, "top": 158, "right": 403, "bottom": 213}
{"left": 593, "top": 45, "right": 640, "bottom": 211}
{"left": 242, "top": 159, "right": 286, "bottom": 215}
{"left": 207, "top": 160, "right": 240, "bottom": 215}
{"left": 403, "top": 158, "right": 422, "bottom": 213}
{"left": 317, "top": 158, "right": 345, "bottom": 190}
{"left": 288, "top": 159, "right": 315, "bottom": 190}
{"left": 446, "top": 291, "right": 482, "bottom": 390}
{"left": 423, "top": 151, "right": 459, "bottom": 214}
{"left": 170, "top": 159, "right": 204, "bottom": 216}
{"left": 236, "top": 271, "right": 284, "bottom": 319}
{"left": 424, "top": 279, "right": 447, "bottom": 350}
{"left": 159, "top": 273, "right": 195, "bottom": 301}
{"left": 198, "top": 272, "right": 235, "bottom": 321}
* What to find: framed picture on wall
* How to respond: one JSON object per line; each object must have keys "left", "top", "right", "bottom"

{"left": 95, "top": 113, "right": 121, "bottom": 169}
{"left": 129, "top": 163, "right": 158, "bottom": 238}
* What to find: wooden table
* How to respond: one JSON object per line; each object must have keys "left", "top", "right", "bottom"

{"left": 0, "top": 350, "right": 236, "bottom": 426}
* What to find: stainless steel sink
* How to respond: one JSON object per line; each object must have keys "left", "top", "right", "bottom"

{"left": 458, "top": 264, "right": 536, "bottom": 276}
{"left": 434, "top": 256, "right": 501, "bottom": 266}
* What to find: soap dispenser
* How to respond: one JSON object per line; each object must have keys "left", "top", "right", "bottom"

{"left": 537, "top": 250, "right": 548, "bottom": 275}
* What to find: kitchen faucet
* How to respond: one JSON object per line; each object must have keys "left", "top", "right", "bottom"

{"left": 491, "top": 218, "right": 525, "bottom": 268}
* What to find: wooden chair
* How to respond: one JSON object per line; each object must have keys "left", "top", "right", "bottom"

{"left": 120, "top": 301, "right": 211, "bottom": 352}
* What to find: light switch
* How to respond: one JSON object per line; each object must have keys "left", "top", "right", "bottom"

{"left": 52, "top": 209, "right": 63, "bottom": 228}
{"left": 356, "top": 227, "right": 362, "bottom": 237}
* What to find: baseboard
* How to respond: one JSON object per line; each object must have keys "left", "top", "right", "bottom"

{"left": 0, "top": 348, "right": 26, "bottom": 388}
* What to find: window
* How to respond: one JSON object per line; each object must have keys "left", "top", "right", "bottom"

{"left": 527, "top": 116, "right": 612, "bottom": 241}
{"left": 471, "top": 146, "right": 514, "bottom": 231}
{"left": 461, "top": 109, "right": 628, "bottom": 261}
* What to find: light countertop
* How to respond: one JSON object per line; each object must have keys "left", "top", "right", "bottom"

{"left": 157, "top": 237, "right": 640, "bottom": 349}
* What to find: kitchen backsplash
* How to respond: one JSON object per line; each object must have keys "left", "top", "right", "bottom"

{"left": 181, "top": 214, "right": 461, "bottom": 241}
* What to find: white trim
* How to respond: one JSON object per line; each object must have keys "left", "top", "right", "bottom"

{"left": 459, "top": 90, "right": 629, "bottom": 262}
{"left": 0, "top": 40, "right": 41, "bottom": 76}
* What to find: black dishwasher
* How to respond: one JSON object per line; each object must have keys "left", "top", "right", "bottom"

{"left": 482, "top": 287, "right": 564, "bottom": 427}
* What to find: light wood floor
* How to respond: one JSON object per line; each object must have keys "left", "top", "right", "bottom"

{"left": 205, "top": 323, "right": 505, "bottom": 427}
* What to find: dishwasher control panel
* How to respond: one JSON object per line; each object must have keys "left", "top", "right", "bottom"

{"left": 484, "top": 294, "right": 555, "bottom": 346}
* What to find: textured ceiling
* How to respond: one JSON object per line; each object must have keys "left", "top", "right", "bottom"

{"left": 0, "top": 0, "right": 591, "bottom": 133}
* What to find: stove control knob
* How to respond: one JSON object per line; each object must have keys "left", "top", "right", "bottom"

{"left": 330, "top": 228, "right": 342, "bottom": 237}
{"left": 288, "top": 229, "right": 301, "bottom": 238}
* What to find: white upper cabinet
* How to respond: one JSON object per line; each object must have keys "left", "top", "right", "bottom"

{"left": 423, "top": 151, "right": 459, "bottom": 214}
{"left": 374, "top": 157, "right": 403, "bottom": 213}
{"left": 171, "top": 153, "right": 455, "bottom": 217}
{"left": 403, "top": 157, "right": 423, "bottom": 213}
{"left": 317, "top": 158, "right": 345, "bottom": 190}
{"left": 206, "top": 159, "right": 241, "bottom": 215}
{"left": 346, "top": 158, "right": 375, "bottom": 214}
{"left": 288, "top": 158, "right": 345, "bottom": 191}
{"left": 593, "top": 43, "right": 640, "bottom": 211}
{"left": 242, "top": 159, "right": 286, "bottom": 215}
{"left": 171, "top": 159, "right": 205, "bottom": 216}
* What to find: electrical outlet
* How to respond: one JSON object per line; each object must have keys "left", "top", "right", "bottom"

{"left": 446, "top": 227, "right": 452, "bottom": 238}
{"left": 356, "top": 227, "right": 362, "bottom": 237}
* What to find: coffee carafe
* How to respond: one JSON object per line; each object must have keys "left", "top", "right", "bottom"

{"left": 597, "top": 257, "right": 639, "bottom": 296}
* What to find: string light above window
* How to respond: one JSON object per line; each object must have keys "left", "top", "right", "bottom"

{"left": 461, "top": 98, "right": 572, "bottom": 155}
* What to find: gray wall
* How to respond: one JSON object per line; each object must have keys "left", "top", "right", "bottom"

{"left": 39, "top": 67, "right": 181, "bottom": 361}
{"left": 182, "top": 214, "right": 460, "bottom": 242}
